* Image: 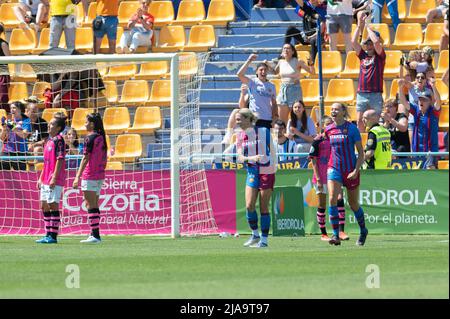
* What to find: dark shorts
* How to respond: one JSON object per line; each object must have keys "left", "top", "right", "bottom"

{"left": 327, "top": 168, "right": 360, "bottom": 190}
{"left": 94, "top": 16, "right": 119, "bottom": 40}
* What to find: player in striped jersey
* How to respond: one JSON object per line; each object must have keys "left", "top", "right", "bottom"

{"left": 36, "top": 114, "right": 67, "bottom": 244}
{"left": 274, "top": 120, "right": 297, "bottom": 162}
{"left": 325, "top": 103, "right": 368, "bottom": 246}
{"left": 73, "top": 113, "right": 108, "bottom": 244}
{"left": 236, "top": 109, "right": 277, "bottom": 248}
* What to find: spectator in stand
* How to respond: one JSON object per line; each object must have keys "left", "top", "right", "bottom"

{"left": 117, "top": 0, "right": 155, "bottom": 54}
{"left": 403, "top": 47, "right": 435, "bottom": 80}
{"left": 326, "top": 0, "right": 354, "bottom": 53}
{"left": 48, "top": 0, "right": 88, "bottom": 51}
{"left": 25, "top": 97, "right": 49, "bottom": 159}
{"left": 381, "top": 98, "right": 410, "bottom": 152}
{"left": 222, "top": 84, "right": 250, "bottom": 144}
{"left": 64, "top": 127, "right": 83, "bottom": 169}
{"left": 352, "top": 0, "right": 370, "bottom": 23}
{"left": 265, "top": 43, "right": 315, "bottom": 123}
{"left": 399, "top": 78, "right": 442, "bottom": 169}
{"left": 352, "top": 14, "right": 386, "bottom": 131}
{"left": 426, "top": 0, "right": 448, "bottom": 24}
{"left": 441, "top": 9, "right": 449, "bottom": 51}
{"left": 287, "top": 100, "right": 317, "bottom": 152}
{"left": 14, "top": 0, "right": 49, "bottom": 32}
{"left": 0, "top": 23, "right": 11, "bottom": 114}
{"left": 0, "top": 101, "right": 32, "bottom": 171}
{"left": 237, "top": 54, "right": 278, "bottom": 129}
{"left": 284, "top": 0, "right": 327, "bottom": 63}
{"left": 93, "top": 0, "right": 120, "bottom": 54}
{"left": 274, "top": 119, "right": 297, "bottom": 161}
{"left": 371, "top": 0, "right": 400, "bottom": 31}
{"left": 403, "top": 72, "right": 435, "bottom": 105}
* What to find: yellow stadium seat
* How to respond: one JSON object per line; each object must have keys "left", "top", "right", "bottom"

{"left": 435, "top": 50, "right": 448, "bottom": 77}
{"left": 0, "top": 109, "right": 7, "bottom": 120}
{"left": 34, "top": 162, "right": 44, "bottom": 171}
{"left": 135, "top": 61, "right": 169, "bottom": 80}
{"left": 382, "top": 81, "right": 387, "bottom": 101}
{"left": 270, "top": 78, "right": 281, "bottom": 96}
{"left": 172, "top": 0, "right": 205, "bottom": 26}
{"left": 312, "top": 51, "right": 342, "bottom": 78}
{"left": 388, "top": 79, "right": 401, "bottom": 100}
{"left": 438, "top": 160, "right": 449, "bottom": 169}
{"left": 71, "top": 108, "right": 94, "bottom": 135}
{"left": 110, "top": 134, "right": 143, "bottom": 162}
{"left": 103, "top": 64, "right": 137, "bottom": 81}
{"left": 149, "top": 0, "right": 175, "bottom": 27}
{"left": 362, "top": 23, "right": 391, "bottom": 48}
{"left": 42, "top": 108, "right": 67, "bottom": 122}
{"left": 330, "top": 24, "right": 357, "bottom": 51}
{"left": 184, "top": 24, "right": 216, "bottom": 52}
{"left": 436, "top": 79, "right": 449, "bottom": 104}
{"left": 100, "top": 27, "right": 123, "bottom": 53}
{"left": 9, "top": 28, "right": 37, "bottom": 55}
{"left": 324, "top": 79, "right": 355, "bottom": 105}
{"left": 391, "top": 23, "right": 423, "bottom": 50}
{"left": 382, "top": 0, "right": 407, "bottom": 22}
{"left": 420, "top": 23, "right": 445, "bottom": 49}
{"left": 32, "top": 81, "right": 51, "bottom": 102}
{"left": 300, "top": 79, "right": 320, "bottom": 107}
{"left": 406, "top": 0, "right": 436, "bottom": 23}
{"left": 178, "top": 52, "right": 199, "bottom": 77}
{"left": 201, "top": 0, "right": 235, "bottom": 26}
{"left": 103, "top": 107, "right": 130, "bottom": 135}
{"left": 102, "top": 80, "right": 119, "bottom": 105}
{"left": 119, "top": 80, "right": 150, "bottom": 105}
{"left": 360, "top": 132, "right": 368, "bottom": 148}
{"left": 439, "top": 105, "right": 449, "bottom": 131}
{"left": 96, "top": 63, "right": 108, "bottom": 77}
{"left": 346, "top": 106, "right": 357, "bottom": 122}
{"left": 339, "top": 51, "right": 359, "bottom": 78}
{"left": 153, "top": 25, "right": 185, "bottom": 52}
{"left": 128, "top": 106, "right": 162, "bottom": 134}
{"left": 384, "top": 50, "right": 403, "bottom": 78}
{"left": 75, "top": 27, "right": 94, "bottom": 53}
{"left": 105, "top": 135, "right": 111, "bottom": 152}
{"left": 0, "top": 3, "right": 20, "bottom": 29}
{"left": 146, "top": 80, "right": 171, "bottom": 107}
{"left": 106, "top": 161, "right": 123, "bottom": 170}
{"left": 32, "top": 28, "right": 66, "bottom": 54}
{"left": 118, "top": 1, "right": 140, "bottom": 27}
{"left": 82, "top": 1, "right": 98, "bottom": 27}
{"left": 9, "top": 64, "right": 36, "bottom": 82}
{"left": 297, "top": 51, "right": 312, "bottom": 76}
{"left": 8, "top": 82, "right": 28, "bottom": 103}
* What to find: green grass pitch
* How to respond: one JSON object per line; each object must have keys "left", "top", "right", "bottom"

{"left": 0, "top": 235, "right": 448, "bottom": 299}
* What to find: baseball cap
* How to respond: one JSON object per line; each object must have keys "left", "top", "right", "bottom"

{"left": 363, "top": 31, "right": 381, "bottom": 44}
{"left": 417, "top": 91, "right": 432, "bottom": 101}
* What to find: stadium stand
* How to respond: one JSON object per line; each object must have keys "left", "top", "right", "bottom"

{"left": 149, "top": 0, "right": 175, "bottom": 27}
{"left": 300, "top": 79, "right": 320, "bottom": 107}
{"left": 128, "top": 106, "right": 162, "bottom": 134}
{"left": 172, "top": 0, "right": 206, "bottom": 26}
{"left": 312, "top": 51, "right": 342, "bottom": 78}
{"left": 106, "top": 161, "right": 124, "bottom": 170}
{"left": 153, "top": 25, "right": 185, "bottom": 52}
{"left": 118, "top": 1, "right": 141, "bottom": 27}
{"left": 339, "top": 51, "right": 360, "bottom": 79}
{"left": 119, "top": 80, "right": 150, "bottom": 105}
{"left": 71, "top": 108, "right": 95, "bottom": 136}
{"left": 391, "top": 23, "right": 423, "bottom": 50}
{"left": 7, "top": 82, "right": 28, "bottom": 103}
{"left": 135, "top": 61, "right": 169, "bottom": 80}
{"left": 9, "top": 28, "right": 37, "bottom": 55}
{"left": 184, "top": 25, "right": 216, "bottom": 52}
{"left": 103, "top": 64, "right": 138, "bottom": 81}
{"left": 405, "top": 0, "right": 437, "bottom": 23}
{"left": 324, "top": 79, "right": 355, "bottom": 105}
{"left": 382, "top": 0, "right": 407, "bottom": 22}
{"left": 362, "top": 23, "right": 391, "bottom": 48}
{"left": 103, "top": 107, "right": 131, "bottom": 135}
{"left": 435, "top": 50, "right": 449, "bottom": 76}
{"left": 0, "top": 3, "right": 20, "bottom": 29}
{"left": 201, "top": 0, "right": 236, "bottom": 27}
{"left": 420, "top": 23, "right": 445, "bottom": 49}
{"left": 110, "top": 134, "right": 143, "bottom": 163}
{"left": 147, "top": 80, "right": 171, "bottom": 107}
{"left": 42, "top": 108, "right": 68, "bottom": 122}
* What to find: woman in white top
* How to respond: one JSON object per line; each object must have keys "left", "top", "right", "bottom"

{"left": 265, "top": 43, "right": 314, "bottom": 124}
{"left": 13, "top": 0, "right": 49, "bottom": 32}
{"left": 287, "top": 100, "right": 317, "bottom": 152}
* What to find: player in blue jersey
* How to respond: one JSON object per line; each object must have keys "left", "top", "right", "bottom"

{"left": 236, "top": 109, "right": 277, "bottom": 248}
{"left": 325, "top": 103, "right": 368, "bottom": 246}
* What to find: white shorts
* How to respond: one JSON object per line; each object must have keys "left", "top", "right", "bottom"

{"left": 40, "top": 185, "right": 64, "bottom": 204}
{"left": 313, "top": 183, "right": 328, "bottom": 195}
{"left": 81, "top": 179, "right": 104, "bottom": 195}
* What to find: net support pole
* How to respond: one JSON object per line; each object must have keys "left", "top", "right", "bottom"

{"left": 317, "top": 18, "right": 324, "bottom": 130}
{"left": 170, "top": 54, "right": 180, "bottom": 238}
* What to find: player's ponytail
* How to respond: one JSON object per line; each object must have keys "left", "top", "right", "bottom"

{"left": 87, "top": 113, "right": 108, "bottom": 153}
{"left": 53, "top": 112, "right": 67, "bottom": 134}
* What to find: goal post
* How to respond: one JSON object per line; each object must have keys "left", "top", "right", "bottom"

{"left": 0, "top": 52, "right": 217, "bottom": 237}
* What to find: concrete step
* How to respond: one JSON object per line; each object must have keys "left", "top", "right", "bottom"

{"left": 250, "top": 8, "right": 299, "bottom": 21}
{"left": 218, "top": 34, "right": 285, "bottom": 48}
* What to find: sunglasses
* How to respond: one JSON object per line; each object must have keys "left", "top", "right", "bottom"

{"left": 416, "top": 76, "right": 426, "bottom": 79}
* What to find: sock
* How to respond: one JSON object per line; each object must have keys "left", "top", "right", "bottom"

{"left": 316, "top": 207, "right": 327, "bottom": 235}
{"left": 328, "top": 206, "right": 339, "bottom": 237}
{"left": 353, "top": 207, "right": 366, "bottom": 232}
{"left": 246, "top": 209, "right": 259, "bottom": 237}
{"left": 337, "top": 199, "right": 346, "bottom": 232}
{"left": 43, "top": 211, "right": 51, "bottom": 237}
{"left": 49, "top": 211, "right": 60, "bottom": 240}
{"left": 260, "top": 212, "right": 270, "bottom": 244}
{"left": 88, "top": 208, "right": 101, "bottom": 239}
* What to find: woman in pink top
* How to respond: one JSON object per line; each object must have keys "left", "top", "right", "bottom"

{"left": 73, "top": 113, "right": 107, "bottom": 244}
{"left": 36, "top": 114, "right": 67, "bottom": 244}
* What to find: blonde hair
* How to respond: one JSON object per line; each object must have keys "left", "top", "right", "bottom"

{"left": 237, "top": 108, "right": 258, "bottom": 124}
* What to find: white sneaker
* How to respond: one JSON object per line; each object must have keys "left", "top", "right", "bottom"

{"left": 249, "top": 241, "right": 268, "bottom": 248}
{"left": 243, "top": 235, "right": 260, "bottom": 247}
{"left": 80, "top": 236, "right": 101, "bottom": 244}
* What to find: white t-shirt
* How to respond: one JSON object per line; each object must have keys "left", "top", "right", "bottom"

{"left": 277, "top": 58, "right": 300, "bottom": 84}
{"left": 20, "top": 0, "right": 40, "bottom": 15}
{"left": 327, "top": 0, "right": 353, "bottom": 16}
{"left": 247, "top": 78, "right": 276, "bottom": 121}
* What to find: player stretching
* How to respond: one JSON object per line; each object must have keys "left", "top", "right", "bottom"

{"left": 73, "top": 113, "right": 107, "bottom": 244}
{"left": 325, "top": 103, "right": 368, "bottom": 246}
{"left": 36, "top": 114, "right": 67, "bottom": 244}
{"left": 309, "top": 116, "right": 350, "bottom": 242}
{"left": 236, "top": 109, "right": 277, "bottom": 248}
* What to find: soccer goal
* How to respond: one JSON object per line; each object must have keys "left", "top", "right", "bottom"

{"left": 0, "top": 52, "right": 218, "bottom": 238}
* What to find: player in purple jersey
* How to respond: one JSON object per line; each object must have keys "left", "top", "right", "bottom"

{"left": 309, "top": 116, "right": 350, "bottom": 242}
{"left": 325, "top": 103, "right": 368, "bottom": 246}
{"left": 73, "top": 113, "right": 107, "bottom": 244}
{"left": 236, "top": 109, "right": 277, "bottom": 248}
{"left": 36, "top": 114, "right": 67, "bottom": 244}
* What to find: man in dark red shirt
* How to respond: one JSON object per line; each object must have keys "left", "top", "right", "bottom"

{"left": 352, "top": 14, "right": 386, "bottom": 132}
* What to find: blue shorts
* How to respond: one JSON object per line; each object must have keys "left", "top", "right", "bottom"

{"left": 246, "top": 166, "right": 275, "bottom": 190}
{"left": 276, "top": 82, "right": 302, "bottom": 107}
{"left": 94, "top": 16, "right": 119, "bottom": 40}
{"left": 356, "top": 92, "right": 383, "bottom": 114}
{"left": 327, "top": 168, "right": 360, "bottom": 190}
